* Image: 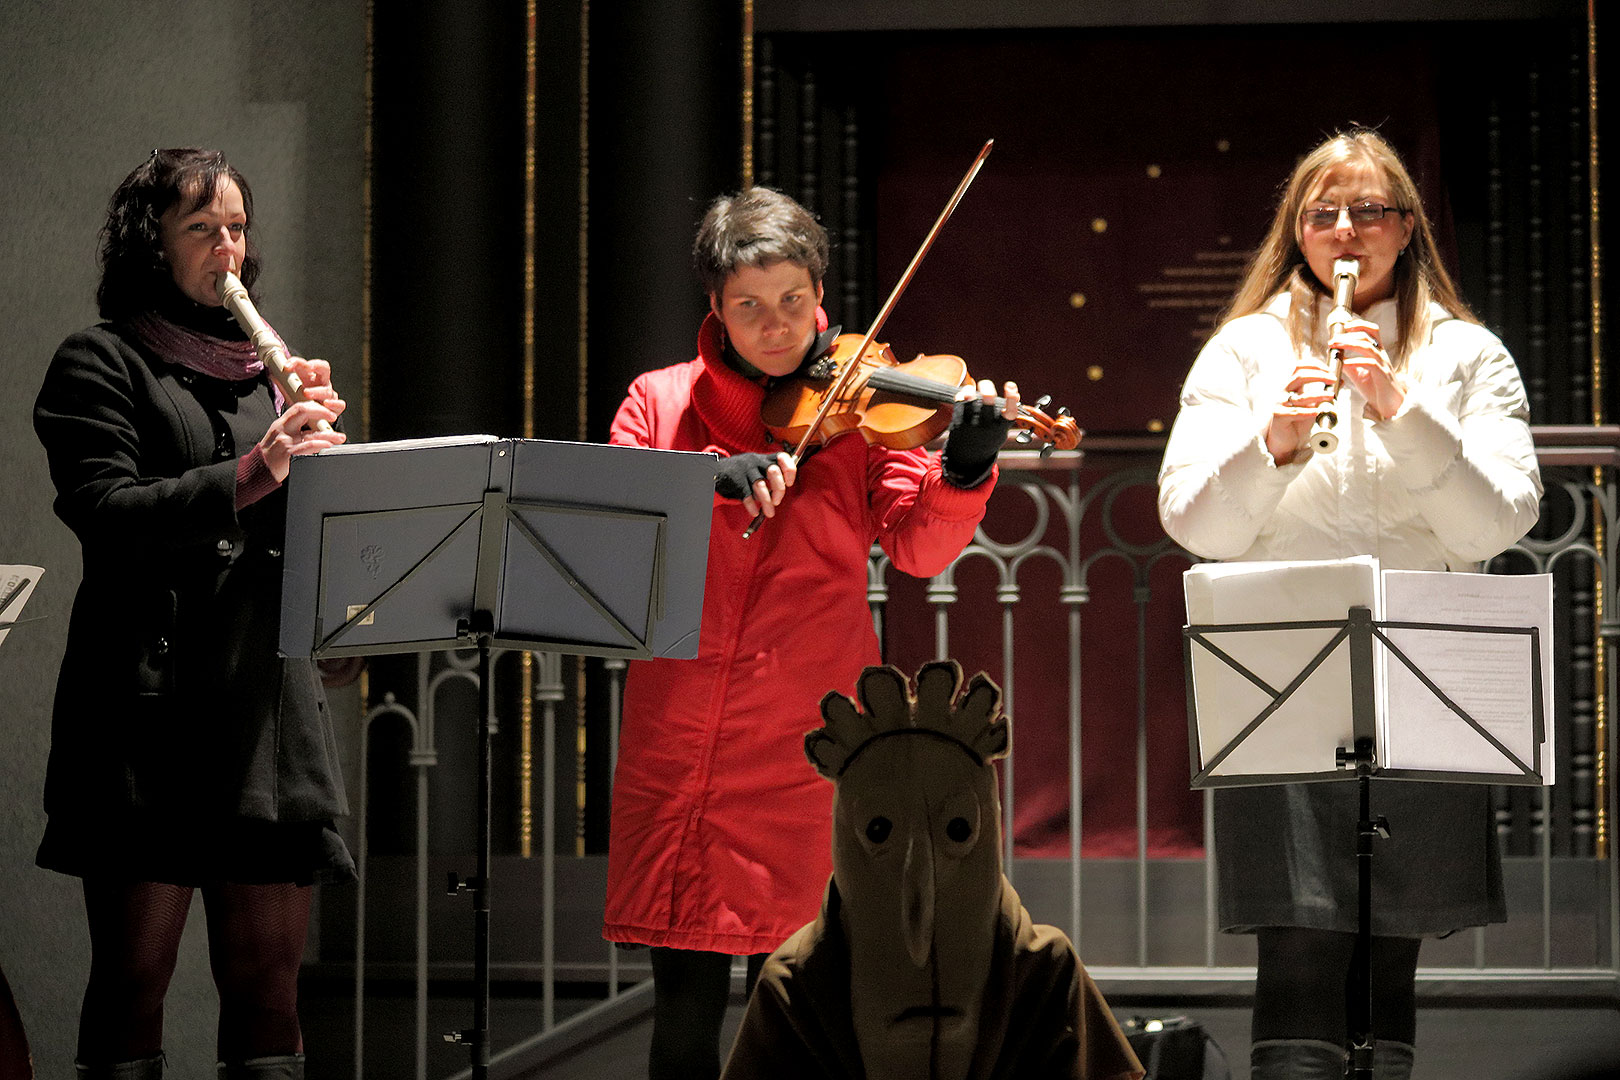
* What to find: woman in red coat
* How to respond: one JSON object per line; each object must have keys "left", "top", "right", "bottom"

{"left": 605, "top": 187, "right": 1020, "bottom": 1079}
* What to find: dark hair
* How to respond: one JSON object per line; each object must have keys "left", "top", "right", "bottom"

{"left": 96, "top": 147, "right": 259, "bottom": 320}
{"left": 692, "top": 187, "right": 829, "bottom": 298}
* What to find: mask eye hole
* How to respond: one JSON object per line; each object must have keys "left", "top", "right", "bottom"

{"left": 865, "top": 817, "right": 892, "bottom": 844}
{"left": 946, "top": 817, "right": 973, "bottom": 843}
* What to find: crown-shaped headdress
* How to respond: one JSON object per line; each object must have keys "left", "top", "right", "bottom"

{"left": 805, "top": 660, "right": 1009, "bottom": 780}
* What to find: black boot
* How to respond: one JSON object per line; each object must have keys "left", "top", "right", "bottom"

{"left": 217, "top": 1054, "right": 305, "bottom": 1080}
{"left": 1374, "top": 1040, "right": 1414, "bottom": 1080}
{"left": 75, "top": 1056, "right": 164, "bottom": 1080}
{"left": 1250, "top": 1038, "right": 1348, "bottom": 1079}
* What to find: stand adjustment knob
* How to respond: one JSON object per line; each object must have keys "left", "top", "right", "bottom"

{"left": 448, "top": 872, "right": 485, "bottom": 895}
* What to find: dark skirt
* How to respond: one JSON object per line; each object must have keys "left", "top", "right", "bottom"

{"left": 1214, "top": 778, "right": 1505, "bottom": 937}
{"left": 38, "top": 808, "right": 355, "bottom": 888}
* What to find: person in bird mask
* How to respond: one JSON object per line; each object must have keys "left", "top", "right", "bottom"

{"left": 722, "top": 660, "right": 1142, "bottom": 1080}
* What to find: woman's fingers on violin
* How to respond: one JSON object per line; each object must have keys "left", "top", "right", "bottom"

{"left": 744, "top": 485, "right": 775, "bottom": 518}
{"left": 774, "top": 452, "right": 798, "bottom": 489}
{"left": 999, "top": 380, "right": 1020, "bottom": 419}
{"left": 954, "top": 379, "right": 997, "bottom": 404}
{"left": 760, "top": 467, "right": 787, "bottom": 506}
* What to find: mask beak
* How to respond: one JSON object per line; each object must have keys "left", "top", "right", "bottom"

{"left": 901, "top": 826, "right": 935, "bottom": 968}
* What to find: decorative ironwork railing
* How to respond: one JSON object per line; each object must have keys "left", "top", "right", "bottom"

{"left": 340, "top": 432, "right": 1620, "bottom": 1078}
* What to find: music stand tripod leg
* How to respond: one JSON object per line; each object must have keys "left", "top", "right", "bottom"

{"left": 1337, "top": 734, "right": 1388, "bottom": 1080}
{"left": 447, "top": 612, "right": 495, "bottom": 1078}
{"left": 1343, "top": 607, "right": 1384, "bottom": 1079}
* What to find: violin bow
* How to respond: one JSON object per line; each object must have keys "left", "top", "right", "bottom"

{"left": 744, "top": 138, "right": 995, "bottom": 538}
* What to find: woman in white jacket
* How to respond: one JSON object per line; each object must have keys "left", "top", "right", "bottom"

{"left": 1158, "top": 129, "right": 1541, "bottom": 1080}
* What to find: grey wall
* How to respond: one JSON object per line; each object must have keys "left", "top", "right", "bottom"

{"left": 0, "top": 3, "right": 364, "bottom": 1074}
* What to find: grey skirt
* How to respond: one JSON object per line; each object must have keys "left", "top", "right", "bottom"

{"left": 38, "top": 807, "right": 355, "bottom": 888}
{"left": 1214, "top": 778, "right": 1505, "bottom": 937}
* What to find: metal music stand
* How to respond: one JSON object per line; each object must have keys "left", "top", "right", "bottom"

{"left": 1184, "top": 603, "right": 1545, "bottom": 1080}
{"left": 279, "top": 435, "right": 716, "bottom": 1080}
{"left": 0, "top": 565, "right": 43, "bottom": 1076}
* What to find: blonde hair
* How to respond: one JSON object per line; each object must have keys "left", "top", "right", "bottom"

{"left": 1217, "top": 128, "right": 1477, "bottom": 367}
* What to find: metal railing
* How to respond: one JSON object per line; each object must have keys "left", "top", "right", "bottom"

{"left": 340, "top": 433, "right": 1620, "bottom": 1078}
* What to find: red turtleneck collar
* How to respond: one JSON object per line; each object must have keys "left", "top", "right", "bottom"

{"left": 690, "top": 307, "right": 830, "bottom": 454}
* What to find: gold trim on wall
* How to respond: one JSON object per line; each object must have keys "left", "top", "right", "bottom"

{"left": 519, "top": 0, "right": 538, "bottom": 861}
{"left": 577, "top": 0, "right": 592, "bottom": 857}
{"left": 742, "top": 0, "right": 754, "bottom": 187}
{"left": 362, "top": 0, "right": 374, "bottom": 445}
{"left": 1589, "top": 0, "right": 1608, "bottom": 859}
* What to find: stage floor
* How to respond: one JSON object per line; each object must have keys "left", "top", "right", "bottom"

{"left": 298, "top": 979, "right": 1620, "bottom": 1080}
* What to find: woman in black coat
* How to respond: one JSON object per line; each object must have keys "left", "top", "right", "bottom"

{"left": 33, "top": 148, "right": 350, "bottom": 1080}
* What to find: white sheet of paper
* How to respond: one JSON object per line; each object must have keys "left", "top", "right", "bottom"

{"left": 1379, "top": 570, "right": 1553, "bottom": 783}
{"left": 1185, "top": 557, "right": 1378, "bottom": 777}
{"left": 318, "top": 434, "right": 499, "bottom": 455}
{"left": 0, "top": 565, "right": 45, "bottom": 649}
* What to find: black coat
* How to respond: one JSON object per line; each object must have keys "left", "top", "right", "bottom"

{"left": 33, "top": 320, "right": 348, "bottom": 861}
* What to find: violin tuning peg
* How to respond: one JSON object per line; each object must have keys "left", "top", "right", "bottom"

{"left": 1034, "top": 394, "right": 1052, "bottom": 412}
{"left": 1057, "top": 406, "right": 1072, "bottom": 418}
{"left": 1015, "top": 430, "right": 1034, "bottom": 445}
{"left": 1040, "top": 442, "right": 1056, "bottom": 461}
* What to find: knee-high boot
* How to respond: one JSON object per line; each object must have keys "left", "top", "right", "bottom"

{"left": 217, "top": 1054, "right": 304, "bottom": 1079}
{"left": 75, "top": 1055, "right": 165, "bottom": 1080}
{"left": 1374, "top": 1040, "right": 1414, "bottom": 1080}
{"left": 1250, "top": 1038, "right": 1347, "bottom": 1079}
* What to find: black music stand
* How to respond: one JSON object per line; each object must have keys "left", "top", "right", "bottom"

{"left": 279, "top": 436, "right": 716, "bottom": 1080}
{"left": 0, "top": 566, "right": 42, "bottom": 1076}
{"left": 1184, "top": 603, "right": 1546, "bottom": 1080}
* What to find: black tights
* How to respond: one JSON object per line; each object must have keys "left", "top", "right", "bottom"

{"left": 1252, "top": 927, "right": 1421, "bottom": 1047}
{"left": 648, "top": 947, "right": 767, "bottom": 1080}
{"left": 78, "top": 880, "right": 312, "bottom": 1066}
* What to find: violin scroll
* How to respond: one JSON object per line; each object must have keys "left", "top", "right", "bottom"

{"left": 1010, "top": 393, "right": 1082, "bottom": 457}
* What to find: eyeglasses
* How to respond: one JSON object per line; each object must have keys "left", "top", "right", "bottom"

{"left": 1299, "top": 202, "right": 1407, "bottom": 229}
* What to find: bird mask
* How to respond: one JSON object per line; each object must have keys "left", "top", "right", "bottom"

{"left": 805, "top": 660, "right": 1010, "bottom": 1080}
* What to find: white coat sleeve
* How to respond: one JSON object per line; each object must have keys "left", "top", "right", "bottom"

{"left": 1156, "top": 331, "right": 1308, "bottom": 560}
{"left": 1372, "top": 332, "right": 1542, "bottom": 562}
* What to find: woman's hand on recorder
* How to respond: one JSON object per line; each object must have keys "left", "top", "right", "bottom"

{"left": 1332, "top": 318, "right": 1405, "bottom": 421}
{"left": 260, "top": 357, "right": 346, "bottom": 482}
{"left": 287, "top": 355, "right": 337, "bottom": 394}
{"left": 1265, "top": 362, "right": 1337, "bottom": 465}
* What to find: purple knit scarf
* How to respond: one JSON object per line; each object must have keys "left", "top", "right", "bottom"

{"left": 127, "top": 311, "right": 287, "bottom": 411}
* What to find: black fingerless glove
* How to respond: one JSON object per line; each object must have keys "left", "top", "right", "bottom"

{"left": 714, "top": 452, "right": 777, "bottom": 500}
{"left": 941, "top": 399, "right": 1013, "bottom": 488}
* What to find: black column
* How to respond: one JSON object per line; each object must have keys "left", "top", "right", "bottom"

{"left": 585, "top": 0, "right": 740, "bottom": 441}
{"left": 371, "top": 2, "right": 527, "bottom": 440}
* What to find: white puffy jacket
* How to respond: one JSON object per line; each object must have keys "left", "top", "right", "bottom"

{"left": 1158, "top": 293, "right": 1542, "bottom": 570}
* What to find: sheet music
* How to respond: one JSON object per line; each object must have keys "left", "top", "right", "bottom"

{"left": 317, "top": 434, "right": 500, "bottom": 455}
{"left": 1379, "top": 570, "right": 1553, "bottom": 783}
{"left": 0, "top": 565, "right": 44, "bottom": 648}
{"left": 1185, "top": 557, "right": 1378, "bottom": 776}
{"left": 1184, "top": 558, "right": 1553, "bottom": 787}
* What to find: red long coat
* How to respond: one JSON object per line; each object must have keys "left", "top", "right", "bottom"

{"left": 603, "top": 313, "right": 996, "bottom": 954}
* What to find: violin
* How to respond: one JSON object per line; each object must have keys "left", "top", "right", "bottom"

{"left": 760, "top": 333, "right": 1081, "bottom": 453}
{"left": 744, "top": 138, "right": 1079, "bottom": 539}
